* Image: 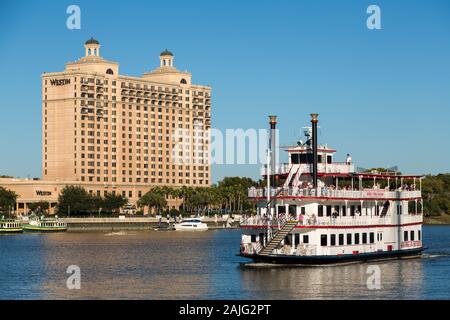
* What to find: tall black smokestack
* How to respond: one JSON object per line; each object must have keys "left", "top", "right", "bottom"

{"left": 269, "top": 115, "right": 277, "bottom": 188}
{"left": 310, "top": 113, "right": 319, "bottom": 189}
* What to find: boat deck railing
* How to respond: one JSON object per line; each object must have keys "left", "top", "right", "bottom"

{"left": 248, "top": 187, "right": 421, "bottom": 200}
{"left": 240, "top": 214, "right": 422, "bottom": 228}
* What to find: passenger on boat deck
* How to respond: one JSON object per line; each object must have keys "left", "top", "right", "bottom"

{"left": 332, "top": 209, "right": 338, "bottom": 218}
{"left": 355, "top": 209, "right": 361, "bottom": 216}
{"left": 346, "top": 153, "right": 352, "bottom": 165}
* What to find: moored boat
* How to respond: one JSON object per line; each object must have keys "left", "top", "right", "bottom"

{"left": 174, "top": 218, "right": 208, "bottom": 231}
{"left": 22, "top": 216, "right": 67, "bottom": 232}
{"left": 0, "top": 219, "right": 23, "bottom": 233}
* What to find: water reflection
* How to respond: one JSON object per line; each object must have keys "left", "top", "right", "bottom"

{"left": 240, "top": 259, "right": 424, "bottom": 299}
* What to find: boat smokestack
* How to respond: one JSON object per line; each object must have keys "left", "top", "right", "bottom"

{"left": 310, "top": 113, "right": 319, "bottom": 189}
{"left": 269, "top": 115, "right": 277, "bottom": 187}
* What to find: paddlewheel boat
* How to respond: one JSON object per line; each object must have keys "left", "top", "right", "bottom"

{"left": 239, "top": 114, "right": 424, "bottom": 265}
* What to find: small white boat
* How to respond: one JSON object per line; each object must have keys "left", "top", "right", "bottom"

{"left": 174, "top": 218, "right": 208, "bottom": 231}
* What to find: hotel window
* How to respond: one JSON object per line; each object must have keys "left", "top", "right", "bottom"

{"left": 320, "top": 235, "right": 327, "bottom": 246}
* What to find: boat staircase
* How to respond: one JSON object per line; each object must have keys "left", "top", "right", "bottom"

{"left": 283, "top": 164, "right": 301, "bottom": 188}
{"left": 380, "top": 201, "right": 390, "bottom": 216}
{"left": 257, "top": 219, "right": 299, "bottom": 256}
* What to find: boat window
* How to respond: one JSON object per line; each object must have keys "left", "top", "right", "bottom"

{"left": 362, "top": 233, "right": 367, "bottom": 244}
{"left": 327, "top": 155, "right": 332, "bottom": 164}
{"left": 330, "top": 234, "right": 336, "bottom": 246}
{"left": 303, "top": 235, "right": 309, "bottom": 244}
{"left": 291, "top": 154, "right": 300, "bottom": 164}
{"left": 284, "top": 235, "right": 291, "bottom": 245}
{"left": 318, "top": 205, "right": 324, "bottom": 217}
{"left": 410, "top": 230, "right": 415, "bottom": 241}
{"left": 418, "top": 230, "right": 421, "bottom": 241}
{"left": 355, "top": 233, "right": 360, "bottom": 245}
{"left": 251, "top": 234, "right": 257, "bottom": 243}
{"left": 318, "top": 155, "right": 323, "bottom": 163}
{"left": 288, "top": 205, "right": 296, "bottom": 215}
{"left": 301, "top": 207, "right": 306, "bottom": 215}
{"left": 259, "top": 233, "right": 266, "bottom": 245}
{"left": 404, "top": 230, "right": 408, "bottom": 241}
{"left": 320, "top": 234, "right": 327, "bottom": 246}
{"left": 326, "top": 206, "right": 332, "bottom": 217}
{"left": 277, "top": 205, "right": 286, "bottom": 214}
{"left": 370, "top": 232, "right": 375, "bottom": 244}
{"left": 350, "top": 206, "right": 355, "bottom": 216}
{"left": 294, "top": 234, "right": 300, "bottom": 245}
{"left": 346, "top": 233, "right": 352, "bottom": 245}
{"left": 342, "top": 205, "right": 347, "bottom": 216}
{"left": 339, "top": 234, "right": 344, "bottom": 246}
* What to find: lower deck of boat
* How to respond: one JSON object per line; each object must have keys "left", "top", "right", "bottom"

{"left": 239, "top": 247, "right": 423, "bottom": 265}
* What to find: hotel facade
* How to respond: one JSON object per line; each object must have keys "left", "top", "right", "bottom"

{"left": 0, "top": 38, "right": 211, "bottom": 215}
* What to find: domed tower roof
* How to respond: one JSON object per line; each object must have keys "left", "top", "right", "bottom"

{"left": 85, "top": 37, "right": 100, "bottom": 45}
{"left": 160, "top": 49, "right": 173, "bottom": 56}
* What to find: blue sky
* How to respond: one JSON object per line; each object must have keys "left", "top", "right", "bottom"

{"left": 0, "top": 0, "right": 449, "bottom": 182}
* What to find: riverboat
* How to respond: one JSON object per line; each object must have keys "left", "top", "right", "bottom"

{"left": 0, "top": 219, "right": 23, "bottom": 233}
{"left": 22, "top": 216, "right": 67, "bottom": 232}
{"left": 239, "top": 114, "right": 423, "bottom": 265}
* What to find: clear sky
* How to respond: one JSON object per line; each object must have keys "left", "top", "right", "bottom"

{"left": 0, "top": 0, "right": 449, "bottom": 183}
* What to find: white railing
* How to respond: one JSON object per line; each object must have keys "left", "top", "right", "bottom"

{"left": 240, "top": 214, "right": 422, "bottom": 228}
{"left": 260, "top": 163, "right": 291, "bottom": 176}
{"left": 295, "top": 244, "right": 317, "bottom": 256}
{"left": 260, "top": 163, "right": 355, "bottom": 176}
{"left": 248, "top": 187, "right": 421, "bottom": 200}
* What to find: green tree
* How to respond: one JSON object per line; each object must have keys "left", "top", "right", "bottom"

{"left": 0, "top": 187, "right": 17, "bottom": 216}
{"left": 103, "top": 194, "right": 128, "bottom": 214}
{"left": 56, "top": 185, "right": 92, "bottom": 216}
{"left": 137, "top": 190, "right": 167, "bottom": 215}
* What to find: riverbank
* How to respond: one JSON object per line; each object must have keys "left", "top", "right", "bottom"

{"left": 61, "top": 217, "right": 240, "bottom": 231}
{"left": 424, "top": 214, "right": 450, "bottom": 225}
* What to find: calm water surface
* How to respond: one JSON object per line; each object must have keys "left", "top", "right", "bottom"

{"left": 0, "top": 225, "right": 449, "bottom": 299}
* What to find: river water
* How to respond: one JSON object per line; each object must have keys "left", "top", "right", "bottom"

{"left": 0, "top": 225, "right": 449, "bottom": 299}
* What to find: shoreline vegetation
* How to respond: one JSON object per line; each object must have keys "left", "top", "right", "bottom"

{"left": 1, "top": 174, "right": 449, "bottom": 225}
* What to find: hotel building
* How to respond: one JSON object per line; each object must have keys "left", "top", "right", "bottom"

{"left": 0, "top": 38, "right": 211, "bottom": 214}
